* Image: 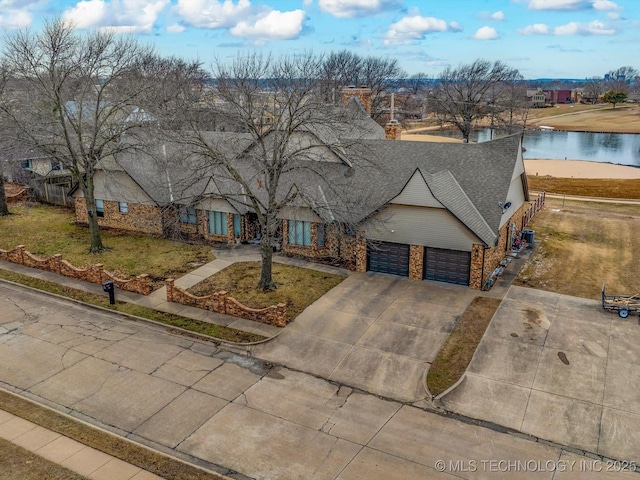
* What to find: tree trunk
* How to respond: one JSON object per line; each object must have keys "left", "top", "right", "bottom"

{"left": 0, "top": 165, "right": 9, "bottom": 217}
{"left": 81, "top": 174, "right": 105, "bottom": 253}
{"left": 257, "top": 217, "right": 277, "bottom": 291}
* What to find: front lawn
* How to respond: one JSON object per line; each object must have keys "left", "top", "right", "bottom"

{"left": 188, "top": 262, "right": 346, "bottom": 321}
{"left": 0, "top": 205, "right": 213, "bottom": 287}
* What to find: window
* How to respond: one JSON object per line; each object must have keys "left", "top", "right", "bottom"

{"left": 317, "top": 224, "right": 325, "bottom": 247}
{"left": 21, "top": 159, "right": 32, "bottom": 170}
{"left": 209, "top": 211, "right": 227, "bottom": 235}
{"left": 288, "top": 220, "right": 311, "bottom": 246}
{"left": 95, "top": 199, "right": 104, "bottom": 218}
{"left": 118, "top": 202, "right": 128, "bottom": 214}
{"left": 180, "top": 208, "right": 197, "bottom": 224}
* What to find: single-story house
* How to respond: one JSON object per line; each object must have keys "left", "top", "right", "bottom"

{"left": 73, "top": 93, "right": 531, "bottom": 290}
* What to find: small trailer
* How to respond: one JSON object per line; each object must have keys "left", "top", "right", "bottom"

{"left": 602, "top": 284, "right": 640, "bottom": 318}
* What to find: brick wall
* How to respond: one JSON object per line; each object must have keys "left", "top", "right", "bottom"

{"left": 165, "top": 279, "right": 287, "bottom": 327}
{"left": 341, "top": 87, "right": 372, "bottom": 114}
{"left": 75, "top": 198, "right": 163, "bottom": 236}
{"left": 385, "top": 122, "right": 402, "bottom": 140}
{"left": 201, "top": 211, "right": 236, "bottom": 244}
{"left": 0, "top": 245, "right": 152, "bottom": 295}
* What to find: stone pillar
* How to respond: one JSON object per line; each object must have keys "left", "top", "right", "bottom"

{"left": 385, "top": 120, "right": 401, "bottom": 140}
{"left": 165, "top": 278, "right": 175, "bottom": 302}
{"left": 355, "top": 236, "right": 367, "bottom": 272}
{"left": 408, "top": 245, "right": 424, "bottom": 280}
{"left": 469, "top": 245, "right": 485, "bottom": 290}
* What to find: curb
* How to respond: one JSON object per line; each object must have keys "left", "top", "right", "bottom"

{"left": 0, "top": 277, "right": 281, "bottom": 347}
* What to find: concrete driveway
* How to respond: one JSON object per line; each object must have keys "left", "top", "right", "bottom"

{"left": 440, "top": 285, "right": 640, "bottom": 463}
{"left": 252, "top": 272, "right": 476, "bottom": 402}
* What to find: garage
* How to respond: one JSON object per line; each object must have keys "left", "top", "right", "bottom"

{"left": 423, "top": 247, "right": 471, "bottom": 285}
{"left": 367, "top": 241, "right": 410, "bottom": 277}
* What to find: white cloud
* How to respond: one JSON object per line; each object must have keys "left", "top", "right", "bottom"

{"left": 0, "top": 9, "right": 32, "bottom": 28}
{"left": 491, "top": 11, "right": 505, "bottom": 21}
{"left": 554, "top": 20, "right": 616, "bottom": 35}
{"left": 592, "top": 0, "right": 619, "bottom": 11}
{"left": 473, "top": 26, "right": 498, "bottom": 40}
{"left": 525, "top": 0, "right": 620, "bottom": 11}
{"left": 319, "top": 0, "right": 402, "bottom": 19}
{"left": 527, "top": 0, "right": 590, "bottom": 10}
{"left": 303, "top": 0, "right": 312, "bottom": 5}
{"left": 62, "top": 0, "right": 169, "bottom": 33}
{"left": 518, "top": 23, "right": 550, "bottom": 34}
{"left": 166, "top": 23, "right": 185, "bottom": 33}
{"left": 0, "top": 0, "right": 42, "bottom": 28}
{"left": 175, "top": 0, "right": 251, "bottom": 29}
{"left": 384, "top": 14, "right": 458, "bottom": 45}
{"left": 230, "top": 9, "right": 306, "bottom": 40}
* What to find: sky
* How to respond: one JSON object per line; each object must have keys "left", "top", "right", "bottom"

{"left": 1, "top": 0, "right": 639, "bottom": 79}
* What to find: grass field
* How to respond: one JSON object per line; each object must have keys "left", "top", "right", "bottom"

{"left": 528, "top": 176, "right": 640, "bottom": 199}
{"left": 0, "top": 438, "right": 88, "bottom": 480}
{"left": 0, "top": 205, "right": 213, "bottom": 287}
{"left": 526, "top": 104, "right": 640, "bottom": 133}
{"left": 515, "top": 197, "right": 639, "bottom": 299}
{"left": 188, "top": 262, "right": 346, "bottom": 322}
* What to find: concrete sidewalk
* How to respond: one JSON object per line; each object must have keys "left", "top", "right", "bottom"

{"left": 0, "top": 408, "right": 164, "bottom": 480}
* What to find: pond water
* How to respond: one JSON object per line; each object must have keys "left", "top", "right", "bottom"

{"left": 432, "top": 129, "right": 640, "bottom": 168}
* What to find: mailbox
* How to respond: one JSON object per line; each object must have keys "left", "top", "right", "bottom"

{"left": 102, "top": 281, "right": 115, "bottom": 304}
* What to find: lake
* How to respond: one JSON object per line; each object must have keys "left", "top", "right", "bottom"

{"left": 435, "top": 129, "right": 640, "bottom": 167}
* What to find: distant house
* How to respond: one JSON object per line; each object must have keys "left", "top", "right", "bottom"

{"left": 543, "top": 89, "right": 573, "bottom": 105}
{"left": 72, "top": 91, "right": 531, "bottom": 290}
{"left": 527, "top": 88, "right": 547, "bottom": 108}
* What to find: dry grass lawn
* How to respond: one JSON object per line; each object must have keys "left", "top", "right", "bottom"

{"left": 427, "top": 297, "right": 501, "bottom": 397}
{"left": 528, "top": 177, "right": 640, "bottom": 200}
{"left": 515, "top": 197, "right": 640, "bottom": 299}
{"left": 0, "top": 205, "right": 213, "bottom": 288}
{"left": 188, "top": 261, "right": 346, "bottom": 322}
{"left": 527, "top": 104, "right": 640, "bottom": 133}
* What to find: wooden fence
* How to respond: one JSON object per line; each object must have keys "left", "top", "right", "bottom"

{"left": 522, "top": 190, "right": 546, "bottom": 230}
{"left": 31, "top": 183, "right": 72, "bottom": 207}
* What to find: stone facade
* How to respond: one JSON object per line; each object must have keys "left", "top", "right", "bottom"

{"left": 0, "top": 245, "right": 152, "bottom": 295}
{"left": 165, "top": 279, "right": 288, "bottom": 327}
{"left": 281, "top": 221, "right": 360, "bottom": 270}
{"left": 341, "top": 87, "right": 372, "bottom": 114}
{"left": 355, "top": 236, "right": 367, "bottom": 272}
{"left": 408, "top": 245, "right": 424, "bottom": 280}
{"left": 470, "top": 204, "right": 527, "bottom": 290}
{"left": 200, "top": 211, "right": 236, "bottom": 244}
{"left": 75, "top": 198, "right": 163, "bottom": 236}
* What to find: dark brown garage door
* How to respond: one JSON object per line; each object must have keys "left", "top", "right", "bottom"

{"left": 367, "top": 241, "right": 410, "bottom": 277}
{"left": 423, "top": 247, "right": 470, "bottom": 285}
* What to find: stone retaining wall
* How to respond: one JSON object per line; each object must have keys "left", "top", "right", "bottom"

{"left": 165, "top": 278, "right": 288, "bottom": 327}
{"left": 6, "top": 187, "right": 29, "bottom": 204}
{"left": 0, "top": 245, "right": 152, "bottom": 295}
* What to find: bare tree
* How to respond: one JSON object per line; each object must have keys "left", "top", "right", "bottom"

{"left": 319, "top": 50, "right": 405, "bottom": 122}
{"left": 0, "top": 64, "right": 9, "bottom": 216}
{"left": 170, "top": 53, "right": 380, "bottom": 290}
{"left": 0, "top": 18, "right": 161, "bottom": 252}
{"left": 605, "top": 66, "right": 639, "bottom": 94}
{"left": 583, "top": 76, "right": 605, "bottom": 103}
{"left": 429, "top": 59, "right": 521, "bottom": 142}
{"left": 493, "top": 75, "right": 528, "bottom": 133}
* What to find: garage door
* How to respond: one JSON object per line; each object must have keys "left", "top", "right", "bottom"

{"left": 423, "top": 247, "right": 470, "bottom": 285}
{"left": 367, "top": 241, "right": 410, "bottom": 277}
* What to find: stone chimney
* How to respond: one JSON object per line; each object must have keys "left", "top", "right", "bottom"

{"left": 341, "top": 86, "right": 372, "bottom": 115}
{"left": 385, "top": 93, "right": 401, "bottom": 140}
{"left": 385, "top": 120, "right": 401, "bottom": 140}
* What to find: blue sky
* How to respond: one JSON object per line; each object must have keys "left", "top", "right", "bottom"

{"left": 2, "top": 0, "right": 639, "bottom": 79}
